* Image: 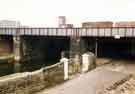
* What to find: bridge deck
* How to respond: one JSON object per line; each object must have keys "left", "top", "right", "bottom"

{"left": 0, "top": 27, "right": 135, "bottom": 37}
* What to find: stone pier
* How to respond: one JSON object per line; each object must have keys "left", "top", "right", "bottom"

{"left": 13, "top": 29, "right": 22, "bottom": 72}
{"left": 69, "top": 36, "right": 87, "bottom": 73}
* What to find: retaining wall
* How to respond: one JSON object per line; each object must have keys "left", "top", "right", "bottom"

{"left": 0, "top": 62, "right": 64, "bottom": 94}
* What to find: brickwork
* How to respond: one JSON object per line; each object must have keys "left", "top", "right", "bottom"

{"left": 115, "top": 21, "right": 135, "bottom": 27}
{"left": 82, "top": 21, "right": 113, "bottom": 28}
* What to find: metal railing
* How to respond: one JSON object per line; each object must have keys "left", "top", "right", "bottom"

{"left": 0, "top": 27, "right": 135, "bottom": 37}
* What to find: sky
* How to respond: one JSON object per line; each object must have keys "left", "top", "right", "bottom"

{"left": 0, "top": 0, "right": 135, "bottom": 27}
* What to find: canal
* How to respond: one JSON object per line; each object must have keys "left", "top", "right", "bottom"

{"left": 0, "top": 36, "right": 70, "bottom": 77}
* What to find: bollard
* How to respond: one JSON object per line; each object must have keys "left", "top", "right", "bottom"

{"left": 82, "top": 52, "right": 96, "bottom": 73}
{"left": 60, "top": 58, "right": 69, "bottom": 80}
{"left": 82, "top": 53, "right": 89, "bottom": 73}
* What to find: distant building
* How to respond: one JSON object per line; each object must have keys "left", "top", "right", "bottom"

{"left": 115, "top": 21, "right": 135, "bottom": 27}
{"left": 82, "top": 21, "right": 113, "bottom": 28}
{"left": 58, "top": 16, "right": 66, "bottom": 28}
{"left": 65, "top": 24, "right": 74, "bottom": 28}
{"left": 0, "top": 20, "right": 21, "bottom": 27}
{"left": 58, "top": 16, "right": 74, "bottom": 28}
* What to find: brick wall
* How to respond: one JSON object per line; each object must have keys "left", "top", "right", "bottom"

{"left": 82, "top": 21, "right": 113, "bottom": 28}
{"left": 115, "top": 21, "right": 135, "bottom": 27}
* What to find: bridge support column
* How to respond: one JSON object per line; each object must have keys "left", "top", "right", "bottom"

{"left": 95, "top": 39, "right": 98, "bottom": 57}
{"left": 13, "top": 35, "right": 21, "bottom": 72}
{"left": 131, "top": 38, "right": 135, "bottom": 58}
{"left": 80, "top": 38, "right": 87, "bottom": 53}
{"left": 70, "top": 36, "right": 86, "bottom": 73}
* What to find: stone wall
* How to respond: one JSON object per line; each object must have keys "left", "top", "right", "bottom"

{"left": 0, "top": 62, "right": 64, "bottom": 94}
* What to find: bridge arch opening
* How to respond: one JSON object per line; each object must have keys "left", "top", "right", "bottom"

{"left": 83, "top": 37, "right": 135, "bottom": 60}
{"left": 21, "top": 36, "right": 70, "bottom": 71}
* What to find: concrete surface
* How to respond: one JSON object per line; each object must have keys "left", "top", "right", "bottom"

{"left": 36, "top": 67, "right": 129, "bottom": 94}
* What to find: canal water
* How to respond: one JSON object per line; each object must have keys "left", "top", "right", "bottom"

{"left": 0, "top": 59, "right": 57, "bottom": 77}
{"left": 0, "top": 37, "right": 70, "bottom": 77}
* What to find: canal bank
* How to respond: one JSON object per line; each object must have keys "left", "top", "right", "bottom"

{"left": 0, "top": 58, "right": 134, "bottom": 94}
{"left": 0, "top": 61, "right": 65, "bottom": 94}
{"left": 35, "top": 59, "right": 135, "bottom": 94}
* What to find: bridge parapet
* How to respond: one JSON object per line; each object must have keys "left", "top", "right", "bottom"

{"left": 0, "top": 27, "right": 134, "bottom": 37}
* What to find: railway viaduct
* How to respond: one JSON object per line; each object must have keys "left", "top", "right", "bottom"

{"left": 0, "top": 27, "right": 134, "bottom": 70}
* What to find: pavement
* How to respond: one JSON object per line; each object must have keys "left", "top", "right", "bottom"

{"left": 35, "top": 66, "right": 129, "bottom": 94}
{"left": 100, "top": 60, "right": 135, "bottom": 75}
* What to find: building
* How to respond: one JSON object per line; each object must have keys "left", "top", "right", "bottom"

{"left": 58, "top": 16, "right": 66, "bottom": 28}
{"left": 115, "top": 21, "right": 135, "bottom": 27}
{"left": 82, "top": 21, "right": 113, "bottom": 28}
{"left": 0, "top": 20, "right": 21, "bottom": 27}
{"left": 58, "top": 16, "right": 74, "bottom": 28}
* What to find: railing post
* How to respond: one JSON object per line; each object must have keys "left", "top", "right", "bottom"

{"left": 64, "top": 58, "right": 69, "bottom": 80}
{"left": 60, "top": 58, "right": 69, "bottom": 80}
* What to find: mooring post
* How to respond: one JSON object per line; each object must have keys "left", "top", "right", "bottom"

{"left": 13, "top": 28, "right": 21, "bottom": 72}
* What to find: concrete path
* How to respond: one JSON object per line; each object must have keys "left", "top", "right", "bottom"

{"left": 36, "top": 67, "right": 129, "bottom": 94}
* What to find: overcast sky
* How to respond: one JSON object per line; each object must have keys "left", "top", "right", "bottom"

{"left": 0, "top": 0, "right": 135, "bottom": 27}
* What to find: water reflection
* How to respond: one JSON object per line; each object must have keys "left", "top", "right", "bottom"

{"left": 0, "top": 59, "right": 57, "bottom": 77}
{"left": 0, "top": 61, "right": 14, "bottom": 76}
